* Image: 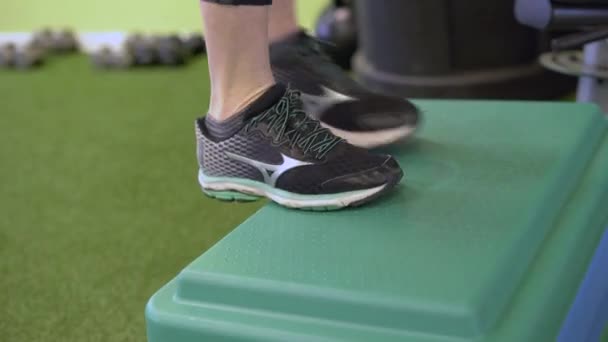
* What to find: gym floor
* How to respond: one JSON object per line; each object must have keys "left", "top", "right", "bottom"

{"left": 0, "top": 1, "right": 326, "bottom": 342}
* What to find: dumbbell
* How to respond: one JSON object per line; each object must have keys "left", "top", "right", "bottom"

{"left": 31, "top": 28, "right": 79, "bottom": 53}
{"left": 91, "top": 46, "right": 134, "bottom": 69}
{"left": 52, "top": 29, "right": 79, "bottom": 52}
{"left": 0, "top": 43, "right": 44, "bottom": 70}
{"left": 14, "top": 45, "right": 45, "bottom": 69}
{"left": 156, "top": 35, "right": 187, "bottom": 66}
{"left": 0, "top": 43, "right": 17, "bottom": 68}
{"left": 183, "top": 33, "right": 206, "bottom": 56}
{"left": 125, "top": 34, "right": 158, "bottom": 66}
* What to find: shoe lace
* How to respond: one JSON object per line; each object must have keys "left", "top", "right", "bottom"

{"left": 246, "top": 88, "right": 342, "bottom": 159}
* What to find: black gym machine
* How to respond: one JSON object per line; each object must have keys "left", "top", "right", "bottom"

{"left": 516, "top": 0, "right": 608, "bottom": 111}
{"left": 316, "top": 0, "right": 608, "bottom": 105}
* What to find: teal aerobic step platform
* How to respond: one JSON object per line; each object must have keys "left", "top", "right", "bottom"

{"left": 146, "top": 101, "right": 608, "bottom": 342}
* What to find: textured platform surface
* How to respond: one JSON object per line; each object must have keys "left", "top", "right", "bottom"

{"left": 146, "top": 101, "right": 608, "bottom": 342}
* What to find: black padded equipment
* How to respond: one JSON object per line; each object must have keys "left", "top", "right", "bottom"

{"left": 354, "top": 0, "right": 574, "bottom": 99}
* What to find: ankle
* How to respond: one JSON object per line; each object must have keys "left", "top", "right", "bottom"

{"left": 208, "top": 82, "right": 275, "bottom": 121}
{"left": 205, "top": 83, "right": 286, "bottom": 140}
{"left": 269, "top": 25, "right": 300, "bottom": 44}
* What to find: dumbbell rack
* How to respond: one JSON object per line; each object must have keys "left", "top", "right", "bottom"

{"left": 0, "top": 31, "right": 205, "bottom": 70}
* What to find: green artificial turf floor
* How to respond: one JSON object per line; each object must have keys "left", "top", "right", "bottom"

{"left": 0, "top": 2, "right": 328, "bottom": 341}
{"left": 0, "top": 55, "right": 265, "bottom": 342}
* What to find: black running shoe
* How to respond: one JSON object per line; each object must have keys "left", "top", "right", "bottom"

{"left": 270, "top": 31, "right": 420, "bottom": 148}
{"left": 196, "top": 84, "right": 403, "bottom": 210}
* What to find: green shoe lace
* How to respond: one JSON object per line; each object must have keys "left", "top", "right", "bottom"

{"left": 246, "top": 88, "right": 343, "bottom": 159}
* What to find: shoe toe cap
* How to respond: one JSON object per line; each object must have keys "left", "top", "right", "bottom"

{"left": 321, "top": 156, "right": 403, "bottom": 193}
{"left": 320, "top": 96, "right": 421, "bottom": 132}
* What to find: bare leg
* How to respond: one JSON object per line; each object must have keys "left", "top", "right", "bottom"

{"left": 200, "top": 1, "right": 275, "bottom": 121}
{"left": 268, "top": 0, "right": 299, "bottom": 43}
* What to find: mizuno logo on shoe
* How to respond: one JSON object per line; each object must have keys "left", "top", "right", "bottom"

{"left": 225, "top": 152, "right": 312, "bottom": 187}
{"left": 300, "top": 86, "right": 354, "bottom": 118}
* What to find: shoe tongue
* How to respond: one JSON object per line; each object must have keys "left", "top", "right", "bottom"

{"left": 254, "top": 87, "right": 342, "bottom": 158}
